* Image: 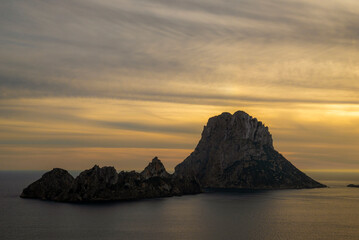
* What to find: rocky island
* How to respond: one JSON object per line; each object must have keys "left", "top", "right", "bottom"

{"left": 175, "top": 111, "right": 325, "bottom": 189}
{"left": 21, "top": 110, "right": 325, "bottom": 202}
{"left": 21, "top": 157, "right": 201, "bottom": 202}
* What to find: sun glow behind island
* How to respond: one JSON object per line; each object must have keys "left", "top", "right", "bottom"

{"left": 0, "top": 0, "right": 359, "bottom": 171}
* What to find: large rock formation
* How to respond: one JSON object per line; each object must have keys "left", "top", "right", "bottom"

{"left": 175, "top": 111, "right": 326, "bottom": 189}
{"left": 20, "top": 168, "right": 74, "bottom": 201}
{"left": 21, "top": 157, "right": 201, "bottom": 202}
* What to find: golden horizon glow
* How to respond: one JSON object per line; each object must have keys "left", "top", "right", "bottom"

{"left": 1, "top": 97, "right": 359, "bottom": 170}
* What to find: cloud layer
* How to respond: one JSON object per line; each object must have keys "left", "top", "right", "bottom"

{"left": 0, "top": 0, "right": 359, "bottom": 170}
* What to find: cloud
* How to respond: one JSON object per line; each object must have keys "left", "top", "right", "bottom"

{"left": 1, "top": 0, "right": 359, "bottom": 102}
{"left": 1, "top": 0, "right": 359, "bottom": 170}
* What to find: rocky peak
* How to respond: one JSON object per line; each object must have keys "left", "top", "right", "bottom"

{"left": 47, "top": 168, "right": 74, "bottom": 178}
{"left": 20, "top": 168, "right": 74, "bottom": 200}
{"left": 204, "top": 111, "right": 273, "bottom": 147}
{"left": 77, "top": 165, "right": 118, "bottom": 185}
{"left": 175, "top": 110, "right": 325, "bottom": 189}
{"left": 141, "top": 157, "right": 171, "bottom": 179}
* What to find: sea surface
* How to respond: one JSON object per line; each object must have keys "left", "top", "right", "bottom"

{"left": 1, "top": 171, "right": 359, "bottom": 240}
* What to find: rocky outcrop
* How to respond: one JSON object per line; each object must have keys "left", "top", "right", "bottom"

{"left": 20, "top": 168, "right": 74, "bottom": 201}
{"left": 175, "top": 111, "right": 326, "bottom": 189}
{"left": 20, "top": 157, "right": 201, "bottom": 202}
{"left": 141, "top": 157, "right": 171, "bottom": 179}
{"left": 347, "top": 184, "right": 359, "bottom": 188}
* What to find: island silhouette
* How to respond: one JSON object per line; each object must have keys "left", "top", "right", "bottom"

{"left": 21, "top": 111, "right": 326, "bottom": 202}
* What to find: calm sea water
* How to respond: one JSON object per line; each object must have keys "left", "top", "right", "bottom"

{"left": 1, "top": 171, "right": 359, "bottom": 240}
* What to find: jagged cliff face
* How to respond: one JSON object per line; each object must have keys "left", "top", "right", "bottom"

{"left": 175, "top": 111, "right": 325, "bottom": 189}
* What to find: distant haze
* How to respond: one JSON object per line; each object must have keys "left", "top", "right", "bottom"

{"left": 1, "top": 0, "right": 359, "bottom": 171}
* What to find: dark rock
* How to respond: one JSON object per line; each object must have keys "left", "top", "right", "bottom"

{"left": 20, "top": 168, "right": 74, "bottom": 201}
{"left": 141, "top": 157, "right": 171, "bottom": 179}
{"left": 21, "top": 158, "right": 201, "bottom": 202}
{"left": 175, "top": 111, "right": 326, "bottom": 189}
{"left": 66, "top": 165, "right": 119, "bottom": 202}
{"left": 170, "top": 175, "right": 202, "bottom": 195}
{"left": 347, "top": 184, "right": 359, "bottom": 188}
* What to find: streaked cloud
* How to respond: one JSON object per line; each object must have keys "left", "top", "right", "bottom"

{"left": 0, "top": 0, "right": 359, "bottom": 170}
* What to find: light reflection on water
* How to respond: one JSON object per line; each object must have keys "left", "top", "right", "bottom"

{"left": 1, "top": 171, "right": 359, "bottom": 240}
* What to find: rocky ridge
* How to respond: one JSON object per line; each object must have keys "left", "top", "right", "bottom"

{"left": 175, "top": 111, "right": 326, "bottom": 189}
{"left": 21, "top": 157, "right": 201, "bottom": 202}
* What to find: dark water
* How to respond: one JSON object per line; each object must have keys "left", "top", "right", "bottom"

{"left": 1, "top": 171, "right": 359, "bottom": 240}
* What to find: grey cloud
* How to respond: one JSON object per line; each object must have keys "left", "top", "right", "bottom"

{"left": 0, "top": 106, "right": 202, "bottom": 135}
{"left": 1, "top": 0, "right": 359, "bottom": 102}
{"left": 97, "top": 120, "right": 201, "bottom": 135}
{"left": 0, "top": 137, "right": 196, "bottom": 149}
{"left": 2, "top": 73, "right": 359, "bottom": 106}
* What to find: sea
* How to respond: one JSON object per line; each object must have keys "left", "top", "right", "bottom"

{"left": 1, "top": 171, "right": 359, "bottom": 240}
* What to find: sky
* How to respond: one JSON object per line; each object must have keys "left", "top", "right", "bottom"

{"left": 0, "top": 0, "right": 359, "bottom": 171}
